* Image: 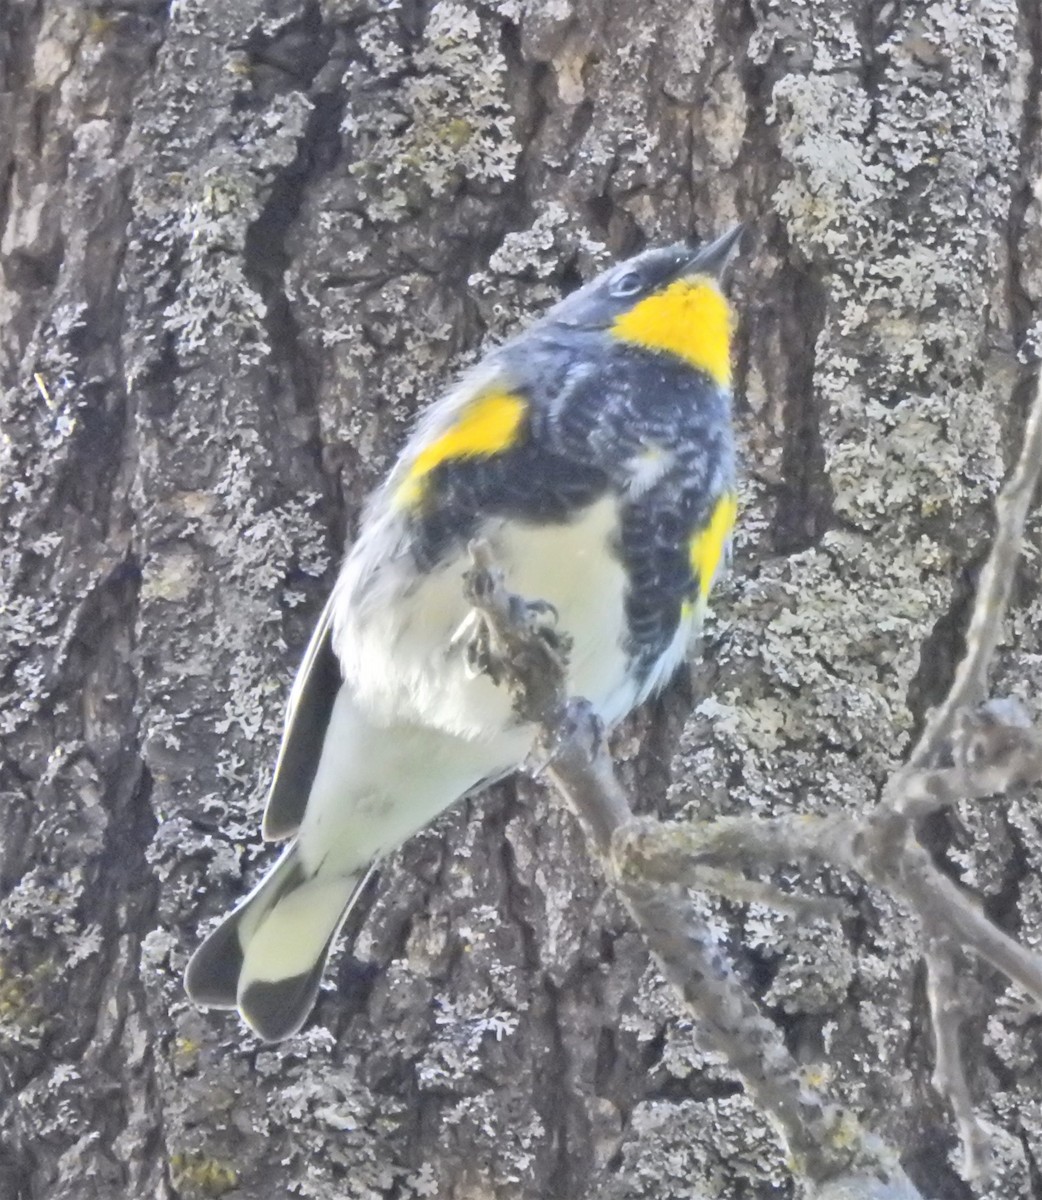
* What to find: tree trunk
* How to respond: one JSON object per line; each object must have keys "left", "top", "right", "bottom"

{"left": 2, "top": 1, "right": 1040, "bottom": 1197}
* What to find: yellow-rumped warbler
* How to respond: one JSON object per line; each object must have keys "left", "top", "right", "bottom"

{"left": 185, "top": 229, "right": 742, "bottom": 1040}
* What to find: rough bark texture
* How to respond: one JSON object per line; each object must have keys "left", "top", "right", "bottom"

{"left": 2, "top": 1, "right": 1041, "bottom": 1198}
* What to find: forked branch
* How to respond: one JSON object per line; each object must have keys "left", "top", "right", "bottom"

{"left": 462, "top": 362, "right": 1042, "bottom": 1194}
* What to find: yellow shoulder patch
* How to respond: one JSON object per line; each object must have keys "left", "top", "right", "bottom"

{"left": 395, "top": 389, "right": 527, "bottom": 509}
{"left": 689, "top": 491, "right": 738, "bottom": 599}
{"left": 611, "top": 276, "right": 734, "bottom": 387}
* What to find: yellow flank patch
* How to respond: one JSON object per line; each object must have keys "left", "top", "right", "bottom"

{"left": 395, "top": 389, "right": 527, "bottom": 508}
{"left": 611, "top": 276, "right": 734, "bottom": 386}
{"left": 689, "top": 492, "right": 738, "bottom": 599}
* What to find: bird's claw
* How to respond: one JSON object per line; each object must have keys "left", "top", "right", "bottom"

{"left": 507, "top": 596, "right": 564, "bottom": 650}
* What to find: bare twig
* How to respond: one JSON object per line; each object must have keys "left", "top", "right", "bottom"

{"left": 866, "top": 367, "right": 1042, "bottom": 1172}
{"left": 613, "top": 812, "right": 859, "bottom": 882}
{"left": 923, "top": 936, "right": 991, "bottom": 1181}
{"left": 864, "top": 821, "right": 1042, "bottom": 1006}
{"left": 899, "top": 367, "right": 1042, "bottom": 776}
{"left": 614, "top": 786, "right": 1042, "bottom": 1007}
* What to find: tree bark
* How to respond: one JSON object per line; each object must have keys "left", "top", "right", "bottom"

{"left": 1, "top": 1, "right": 1041, "bottom": 1198}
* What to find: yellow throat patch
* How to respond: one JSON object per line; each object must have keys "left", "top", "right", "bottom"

{"left": 689, "top": 491, "right": 738, "bottom": 599}
{"left": 611, "top": 276, "right": 733, "bottom": 387}
{"left": 395, "top": 389, "right": 527, "bottom": 508}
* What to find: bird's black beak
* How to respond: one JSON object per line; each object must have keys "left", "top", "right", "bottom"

{"left": 680, "top": 224, "right": 745, "bottom": 279}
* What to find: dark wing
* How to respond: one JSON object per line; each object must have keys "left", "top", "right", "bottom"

{"left": 617, "top": 498, "right": 693, "bottom": 668}
{"left": 601, "top": 358, "right": 736, "bottom": 671}
{"left": 403, "top": 381, "right": 612, "bottom": 572}
{"left": 261, "top": 594, "right": 343, "bottom": 841}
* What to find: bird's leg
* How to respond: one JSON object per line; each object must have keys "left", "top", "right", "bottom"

{"left": 462, "top": 540, "right": 574, "bottom": 720}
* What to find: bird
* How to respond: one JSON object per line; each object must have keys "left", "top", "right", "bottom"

{"left": 184, "top": 227, "right": 742, "bottom": 1041}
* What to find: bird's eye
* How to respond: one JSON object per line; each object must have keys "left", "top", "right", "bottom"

{"left": 610, "top": 270, "right": 644, "bottom": 298}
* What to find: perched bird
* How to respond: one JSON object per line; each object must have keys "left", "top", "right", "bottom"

{"left": 185, "top": 229, "right": 742, "bottom": 1041}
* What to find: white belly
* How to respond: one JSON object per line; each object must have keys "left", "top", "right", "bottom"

{"left": 497, "top": 495, "right": 638, "bottom": 723}
{"left": 335, "top": 496, "right": 640, "bottom": 738}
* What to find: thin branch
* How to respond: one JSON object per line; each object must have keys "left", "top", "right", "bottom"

{"left": 616, "top": 788, "right": 1042, "bottom": 1008}
{"left": 616, "top": 870, "right": 867, "bottom": 1185}
{"left": 923, "top": 936, "right": 991, "bottom": 1182}
{"left": 900, "top": 367, "right": 1042, "bottom": 775}
{"left": 865, "top": 821, "right": 1042, "bottom": 1007}
{"left": 613, "top": 812, "right": 859, "bottom": 882}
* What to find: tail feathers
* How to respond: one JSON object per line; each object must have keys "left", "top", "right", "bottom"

{"left": 183, "top": 906, "right": 244, "bottom": 1009}
{"left": 238, "top": 870, "right": 363, "bottom": 1042}
{"left": 185, "top": 844, "right": 370, "bottom": 1042}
